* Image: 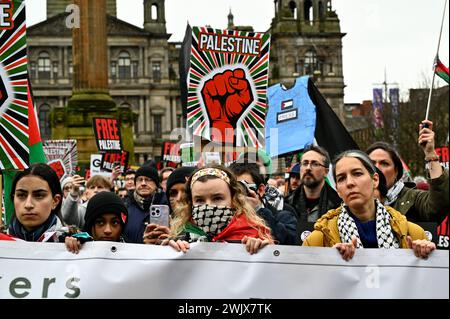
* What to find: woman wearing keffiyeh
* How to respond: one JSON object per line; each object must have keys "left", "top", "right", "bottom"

{"left": 303, "top": 150, "right": 435, "bottom": 261}
{"left": 162, "top": 165, "right": 274, "bottom": 254}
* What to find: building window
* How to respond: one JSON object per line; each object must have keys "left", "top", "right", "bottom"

{"left": 289, "top": 1, "right": 297, "bottom": 19}
{"left": 37, "top": 52, "right": 51, "bottom": 80}
{"left": 154, "top": 114, "right": 162, "bottom": 138}
{"left": 38, "top": 104, "right": 51, "bottom": 139}
{"left": 30, "top": 62, "right": 36, "bottom": 78}
{"left": 111, "top": 62, "right": 117, "bottom": 79}
{"left": 133, "top": 113, "right": 139, "bottom": 136}
{"left": 304, "top": 50, "right": 318, "bottom": 75}
{"left": 52, "top": 62, "right": 58, "bottom": 80}
{"left": 132, "top": 61, "right": 138, "bottom": 78}
{"left": 68, "top": 61, "right": 73, "bottom": 79}
{"left": 118, "top": 51, "right": 131, "bottom": 79}
{"left": 152, "top": 62, "right": 161, "bottom": 82}
{"left": 151, "top": 4, "right": 158, "bottom": 20}
{"left": 304, "top": 0, "right": 313, "bottom": 24}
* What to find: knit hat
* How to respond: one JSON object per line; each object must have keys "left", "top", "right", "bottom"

{"left": 61, "top": 176, "right": 73, "bottom": 190}
{"left": 166, "top": 167, "right": 195, "bottom": 193}
{"left": 135, "top": 165, "right": 160, "bottom": 186}
{"left": 83, "top": 192, "right": 128, "bottom": 233}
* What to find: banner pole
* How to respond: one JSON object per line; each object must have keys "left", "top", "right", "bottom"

{"left": 425, "top": 0, "right": 447, "bottom": 121}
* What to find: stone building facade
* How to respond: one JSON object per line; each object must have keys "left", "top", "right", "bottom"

{"left": 28, "top": 0, "right": 345, "bottom": 165}
{"left": 270, "top": 0, "right": 345, "bottom": 119}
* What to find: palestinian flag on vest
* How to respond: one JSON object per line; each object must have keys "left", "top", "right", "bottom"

{"left": 1, "top": 0, "right": 46, "bottom": 225}
{"left": 435, "top": 58, "right": 449, "bottom": 83}
{"left": 265, "top": 76, "right": 359, "bottom": 160}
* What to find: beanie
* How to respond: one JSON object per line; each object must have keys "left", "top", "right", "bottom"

{"left": 166, "top": 167, "right": 195, "bottom": 193}
{"left": 83, "top": 192, "right": 128, "bottom": 233}
{"left": 61, "top": 176, "right": 74, "bottom": 190}
{"left": 135, "top": 166, "right": 160, "bottom": 186}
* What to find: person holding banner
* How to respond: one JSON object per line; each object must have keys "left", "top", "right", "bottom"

{"left": 303, "top": 150, "right": 436, "bottom": 260}
{"left": 8, "top": 164, "right": 64, "bottom": 242}
{"left": 366, "top": 120, "right": 449, "bottom": 224}
{"left": 162, "top": 166, "right": 274, "bottom": 254}
{"left": 229, "top": 162, "right": 298, "bottom": 245}
{"left": 65, "top": 192, "right": 128, "bottom": 254}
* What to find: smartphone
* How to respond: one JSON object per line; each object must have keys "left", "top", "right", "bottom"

{"left": 149, "top": 205, "right": 170, "bottom": 227}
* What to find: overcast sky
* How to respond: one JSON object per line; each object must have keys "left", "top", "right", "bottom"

{"left": 25, "top": 0, "right": 449, "bottom": 104}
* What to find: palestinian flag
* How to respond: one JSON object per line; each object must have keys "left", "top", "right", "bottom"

{"left": 0, "top": 0, "right": 29, "bottom": 170}
{"left": 266, "top": 76, "right": 359, "bottom": 160}
{"left": 1, "top": 0, "right": 46, "bottom": 226}
{"left": 0, "top": 233, "right": 23, "bottom": 241}
{"left": 435, "top": 58, "right": 449, "bottom": 83}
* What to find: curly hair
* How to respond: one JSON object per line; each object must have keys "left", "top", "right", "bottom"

{"left": 170, "top": 165, "right": 273, "bottom": 242}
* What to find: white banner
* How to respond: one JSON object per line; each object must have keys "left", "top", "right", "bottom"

{"left": 0, "top": 241, "right": 447, "bottom": 299}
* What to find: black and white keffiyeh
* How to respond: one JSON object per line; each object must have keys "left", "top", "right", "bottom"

{"left": 385, "top": 180, "right": 405, "bottom": 205}
{"left": 263, "top": 185, "right": 284, "bottom": 211}
{"left": 191, "top": 204, "right": 235, "bottom": 237}
{"left": 337, "top": 199, "right": 400, "bottom": 249}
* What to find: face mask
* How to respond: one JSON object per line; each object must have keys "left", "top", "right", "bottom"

{"left": 191, "top": 204, "right": 235, "bottom": 236}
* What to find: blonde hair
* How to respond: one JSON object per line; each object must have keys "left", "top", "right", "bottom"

{"left": 170, "top": 165, "right": 273, "bottom": 242}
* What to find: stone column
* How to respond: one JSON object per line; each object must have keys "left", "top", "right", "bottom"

{"left": 68, "top": 0, "right": 114, "bottom": 109}
{"left": 53, "top": 0, "right": 135, "bottom": 169}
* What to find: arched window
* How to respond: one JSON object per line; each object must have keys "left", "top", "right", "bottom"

{"left": 118, "top": 51, "right": 131, "bottom": 79}
{"left": 152, "top": 61, "right": 161, "bottom": 82}
{"left": 304, "top": 50, "right": 318, "bottom": 75}
{"left": 289, "top": 1, "right": 297, "bottom": 19}
{"left": 151, "top": 4, "right": 158, "bottom": 20}
{"left": 37, "top": 52, "right": 51, "bottom": 80}
{"left": 38, "top": 104, "right": 51, "bottom": 139}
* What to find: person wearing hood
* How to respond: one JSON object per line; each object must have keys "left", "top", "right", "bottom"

{"left": 65, "top": 191, "right": 128, "bottom": 253}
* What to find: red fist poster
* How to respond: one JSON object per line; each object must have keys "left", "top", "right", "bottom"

{"left": 187, "top": 27, "right": 270, "bottom": 147}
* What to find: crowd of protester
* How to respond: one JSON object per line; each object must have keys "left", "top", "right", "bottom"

{"left": 1, "top": 120, "right": 448, "bottom": 261}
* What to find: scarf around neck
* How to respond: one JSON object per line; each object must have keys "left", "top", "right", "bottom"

{"left": 385, "top": 180, "right": 405, "bottom": 205}
{"left": 337, "top": 199, "right": 400, "bottom": 249}
{"left": 9, "top": 213, "right": 58, "bottom": 242}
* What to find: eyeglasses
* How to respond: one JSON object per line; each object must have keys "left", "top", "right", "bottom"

{"left": 300, "top": 161, "right": 327, "bottom": 169}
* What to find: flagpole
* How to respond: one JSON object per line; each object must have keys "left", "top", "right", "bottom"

{"left": 425, "top": 0, "right": 447, "bottom": 121}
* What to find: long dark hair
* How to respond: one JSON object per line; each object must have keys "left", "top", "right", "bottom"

{"left": 10, "top": 163, "right": 63, "bottom": 217}
{"left": 366, "top": 142, "right": 403, "bottom": 182}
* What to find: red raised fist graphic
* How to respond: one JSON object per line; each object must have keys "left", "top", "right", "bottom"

{"left": 201, "top": 68, "right": 254, "bottom": 144}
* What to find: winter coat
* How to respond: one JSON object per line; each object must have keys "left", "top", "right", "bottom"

{"left": 123, "top": 190, "right": 168, "bottom": 243}
{"left": 390, "top": 168, "right": 449, "bottom": 224}
{"left": 303, "top": 205, "right": 427, "bottom": 248}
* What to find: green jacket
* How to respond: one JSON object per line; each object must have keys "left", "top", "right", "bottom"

{"left": 392, "top": 167, "right": 448, "bottom": 224}
{"left": 303, "top": 205, "right": 427, "bottom": 248}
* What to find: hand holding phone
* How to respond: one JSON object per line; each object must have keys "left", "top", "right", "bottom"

{"left": 149, "top": 205, "right": 170, "bottom": 227}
